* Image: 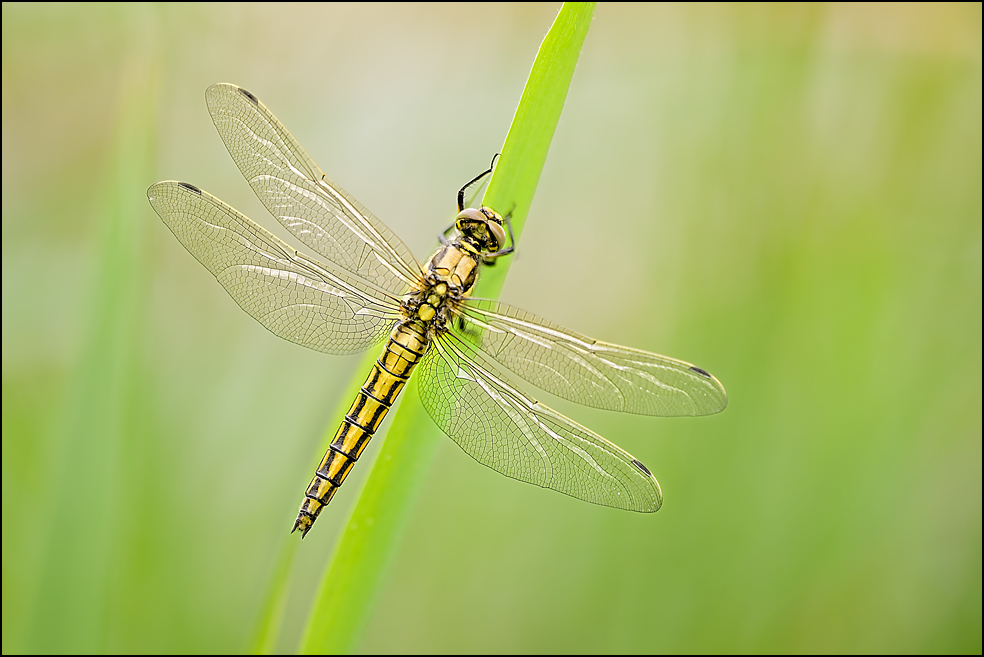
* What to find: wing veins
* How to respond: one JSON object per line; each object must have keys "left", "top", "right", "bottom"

{"left": 420, "top": 330, "right": 658, "bottom": 510}
{"left": 456, "top": 299, "right": 727, "bottom": 417}
{"left": 148, "top": 181, "right": 402, "bottom": 355}
{"left": 206, "top": 83, "right": 423, "bottom": 288}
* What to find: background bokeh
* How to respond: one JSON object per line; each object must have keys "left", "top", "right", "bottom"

{"left": 3, "top": 3, "right": 980, "bottom": 653}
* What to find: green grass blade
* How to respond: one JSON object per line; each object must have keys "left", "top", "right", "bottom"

{"left": 247, "top": 350, "right": 377, "bottom": 654}
{"left": 296, "top": 3, "right": 596, "bottom": 654}
{"left": 297, "top": 373, "right": 439, "bottom": 655}
{"left": 479, "top": 1, "right": 595, "bottom": 299}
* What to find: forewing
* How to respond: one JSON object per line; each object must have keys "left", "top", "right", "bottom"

{"left": 417, "top": 332, "right": 662, "bottom": 512}
{"left": 148, "top": 181, "right": 402, "bottom": 355}
{"left": 204, "top": 82, "right": 421, "bottom": 287}
{"left": 456, "top": 299, "right": 727, "bottom": 416}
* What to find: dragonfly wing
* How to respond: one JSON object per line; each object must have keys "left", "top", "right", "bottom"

{"left": 148, "top": 181, "right": 402, "bottom": 355}
{"left": 455, "top": 299, "right": 727, "bottom": 416}
{"left": 204, "top": 82, "right": 422, "bottom": 288}
{"left": 417, "top": 332, "right": 662, "bottom": 512}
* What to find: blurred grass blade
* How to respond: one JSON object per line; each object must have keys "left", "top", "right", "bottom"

{"left": 296, "top": 3, "right": 595, "bottom": 654}
{"left": 247, "top": 532, "right": 299, "bottom": 654}
{"left": 26, "top": 48, "right": 158, "bottom": 653}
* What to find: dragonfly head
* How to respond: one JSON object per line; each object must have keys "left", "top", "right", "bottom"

{"left": 456, "top": 207, "right": 506, "bottom": 253}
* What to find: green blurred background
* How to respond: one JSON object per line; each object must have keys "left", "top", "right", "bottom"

{"left": 3, "top": 3, "right": 980, "bottom": 653}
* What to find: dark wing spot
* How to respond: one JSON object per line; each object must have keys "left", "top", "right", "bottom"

{"left": 236, "top": 86, "right": 259, "bottom": 105}
{"left": 631, "top": 459, "right": 652, "bottom": 477}
{"left": 690, "top": 366, "right": 711, "bottom": 378}
{"left": 177, "top": 182, "right": 202, "bottom": 195}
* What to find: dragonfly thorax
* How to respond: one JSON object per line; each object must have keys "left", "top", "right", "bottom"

{"left": 413, "top": 279, "right": 449, "bottom": 321}
{"left": 424, "top": 240, "right": 482, "bottom": 297}
{"left": 402, "top": 274, "right": 455, "bottom": 328}
{"left": 401, "top": 237, "right": 484, "bottom": 330}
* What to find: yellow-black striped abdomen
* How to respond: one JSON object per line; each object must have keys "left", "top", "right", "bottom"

{"left": 292, "top": 320, "right": 430, "bottom": 537}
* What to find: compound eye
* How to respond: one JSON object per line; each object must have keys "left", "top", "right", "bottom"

{"left": 456, "top": 208, "right": 485, "bottom": 223}
{"left": 487, "top": 221, "right": 506, "bottom": 251}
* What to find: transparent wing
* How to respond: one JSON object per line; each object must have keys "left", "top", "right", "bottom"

{"left": 148, "top": 181, "right": 403, "bottom": 355}
{"left": 417, "top": 332, "right": 662, "bottom": 512}
{"left": 204, "top": 82, "right": 422, "bottom": 288}
{"left": 455, "top": 299, "right": 727, "bottom": 416}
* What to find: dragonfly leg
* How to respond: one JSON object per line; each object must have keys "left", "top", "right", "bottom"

{"left": 457, "top": 154, "right": 499, "bottom": 212}
{"left": 437, "top": 221, "right": 455, "bottom": 246}
{"left": 456, "top": 314, "right": 484, "bottom": 341}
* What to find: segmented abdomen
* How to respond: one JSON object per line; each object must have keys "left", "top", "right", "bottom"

{"left": 292, "top": 320, "right": 430, "bottom": 537}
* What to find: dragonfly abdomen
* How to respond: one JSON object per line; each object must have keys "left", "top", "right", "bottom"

{"left": 292, "top": 320, "right": 431, "bottom": 537}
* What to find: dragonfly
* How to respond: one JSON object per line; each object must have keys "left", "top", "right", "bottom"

{"left": 148, "top": 83, "right": 727, "bottom": 538}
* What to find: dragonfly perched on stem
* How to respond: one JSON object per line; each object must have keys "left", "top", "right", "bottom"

{"left": 148, "top": 83, "right": 728, "bottom": 538}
